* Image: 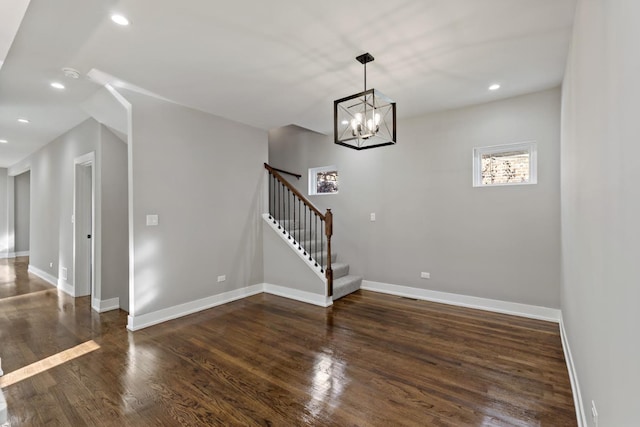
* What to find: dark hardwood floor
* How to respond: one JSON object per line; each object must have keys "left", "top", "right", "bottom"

{"left": 0, "top": 257, "right": 576, "bottom": 426}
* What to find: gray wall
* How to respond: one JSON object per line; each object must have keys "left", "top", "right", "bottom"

{"left": 11, "top": 118, "right": 100, "bottom": 279}
{"left": 269, "top": 88, "right": 561, "bottom": 308}
{"left": 560, "top": 1, "right": 640, "bottom": 425}
{"left": 14, "top": 171, "right": 30, "bottom": 253}
{"left": 124, "top": 90, "right": 267, "bottom": 318}
{"left": 100, "top": 126, "right": 129, "bottom": 310}
{"left": 263, "top": 219, "right": 326, "bottom": 295}
{"left": 8, "top": 119, "right": 130, "bottom": 310}
{"left": 0, "top": 168, "right": 7, "bottom": 257}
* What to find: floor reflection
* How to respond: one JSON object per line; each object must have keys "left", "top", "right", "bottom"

{"left": 305, "top": 350, "right": 349, "bottom": 420}
{"left": 0, "top": 340, "right": 100, "bottom": 387}
{"left": 119, "top": 332, "right": 160, "bottom": 414}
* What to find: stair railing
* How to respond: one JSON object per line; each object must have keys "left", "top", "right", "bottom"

{"left": 264, "top": 163, "right": 333, "bottom": 297}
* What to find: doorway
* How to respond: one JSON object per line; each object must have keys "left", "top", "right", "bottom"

{"left": 73, "top": 152, "right": 95, "bottom": 300}
{"left": 14, "top": 170, "right": 31, "bottom": 258}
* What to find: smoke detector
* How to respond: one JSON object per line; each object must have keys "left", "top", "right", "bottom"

{"left": 62, "top": 67, "right": 80, "bottom": 79}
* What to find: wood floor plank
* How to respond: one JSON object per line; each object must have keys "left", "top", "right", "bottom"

{"left": 0, "top": 257, "right": 576, "bottom": 426}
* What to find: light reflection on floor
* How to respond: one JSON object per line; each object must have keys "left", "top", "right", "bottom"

{"left": 119, "top": 332, "right": 159, "bottom": 414}
{"left": 0, "top": 289, "right": 54, "bottom": 303}
{"left": 305, "top": 350, "right": 349, "bottom": 420}
{"left": 0, "top": 340, "right": 100, "bottom": 388}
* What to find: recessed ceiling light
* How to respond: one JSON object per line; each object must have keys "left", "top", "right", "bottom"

{"left": 489, "top": 83, "right": 501, "bottom": 91}
{"left": 111, "top": 14, "right": 130, "bottom": 26}
{"left": 51, "top": 82, "right": 65, "bottom": 90}
{"left": 17, "top": 118, "right": 30, "bottom": 124}
{"left": 0, "top": 139, "right": 8, "bottom": 144}
{"left": 341, "top": 120, "right": 349, "bottom": 125}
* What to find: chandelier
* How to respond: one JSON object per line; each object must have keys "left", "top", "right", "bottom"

{"left": 334, "top": 53, "right": 396, "bottom": 150}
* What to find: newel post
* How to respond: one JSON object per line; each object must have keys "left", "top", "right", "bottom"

{"left": 325, "top": 209, "right": 333, "bottom": 297}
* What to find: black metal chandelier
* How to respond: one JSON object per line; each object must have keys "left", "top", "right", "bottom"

{"left": 334, "top": 53, "right": 396, "bottom": 150}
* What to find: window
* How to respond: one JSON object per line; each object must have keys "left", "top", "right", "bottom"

{"left": 473, "top": 141, "right": 537, "bottom": 187}
{"left": 309, "top": 166, "right": 338, "bottom": 195}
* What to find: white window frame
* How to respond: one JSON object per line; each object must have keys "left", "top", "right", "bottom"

{"left": 473, "top": 141, "right": 537, "bottom": 187}
{"left": 308, "top": 165, "right": 338, "bottom": 196}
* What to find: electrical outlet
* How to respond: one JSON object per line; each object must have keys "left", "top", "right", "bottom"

{"left": 49, "top": 262, "right": 53, "bottom": 268}
{"left": 370, "top": 213, "right": 376, "bottom": 221}
{"left": 217, "top": 275, "right": 226, "bottom": 283}
{"left": 420, "top": 272, "right": 430, "bottom": 279}
{"left": 591, "top": 400, "right": 598, "bottom": 426}
{"left": 146, "top": 214, "right": 159, "bottom": 226}
{"left": 61, "top": 267, "right": 67, "bottom": 281}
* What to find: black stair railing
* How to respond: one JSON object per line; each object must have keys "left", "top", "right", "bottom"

{"left": 265, "top": 163, "right": 333, "bottom": 297}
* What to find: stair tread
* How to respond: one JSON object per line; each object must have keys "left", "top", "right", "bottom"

{"left": 328, "top": 263, "right": 350, "bottom": 280}
{"left": 334, "top": 274, "right": 362, "bottom": 286}
{"left": 310, "top": 251, "right": 337, "bottom": 261}
{"left": 328, "top": 262, "right": 349, "bottom": 269}
{"left": 332, "top": 275, "right": 362, "bottom": 300}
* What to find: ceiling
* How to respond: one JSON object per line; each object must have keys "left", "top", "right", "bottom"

{"left": 0, "top": 0, "right": 576, "bottom": 168}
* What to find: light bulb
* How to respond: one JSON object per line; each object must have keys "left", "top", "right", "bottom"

{"left": 111, "top": 14, "right": 130, "bottom": 26}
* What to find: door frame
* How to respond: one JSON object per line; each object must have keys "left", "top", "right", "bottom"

{"left": 73, "top": 152, "right": 96, "bottom": 304}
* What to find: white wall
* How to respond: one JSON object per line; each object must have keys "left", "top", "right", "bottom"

{"left": 269, "top": 88, "right": 561, "bottom": 308}
{"left": 123, "top": 90, "right": 267, "bottom": 322}
{"left": 561, "top": 1, "right": 640, "bottom": 425}
{"left": 14, "top": 171, "right": 30, "bottom": 253}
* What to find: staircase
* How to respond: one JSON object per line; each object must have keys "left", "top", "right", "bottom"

{"left": 278, "top": 218, "right": 362, "bottom": 301}
{"left": 265, "top": 163, "right": 361, "bottom": 302}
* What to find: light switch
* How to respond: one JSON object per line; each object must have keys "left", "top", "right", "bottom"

{"left": 146, "top": 214, "right": 159, "bottom": 226}
{"left": 370, "top": 213, "right": 376, "bottom": 221}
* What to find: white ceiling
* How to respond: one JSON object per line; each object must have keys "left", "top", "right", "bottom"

{"left": 0, "top": 0, "right": 576, "bottom": 168}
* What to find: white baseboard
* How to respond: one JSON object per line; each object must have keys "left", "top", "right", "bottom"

{"left": 28, "top": 265, "right": 57, "bottom": 287}
{"left": 1, "top": 251, "right": 28, "bottom": 259}
{"left": 559, "top": 315, "right": 587, "bottom": 427}
{"left": 92, "top": 297, "right": 120, "bottom": 313}
{"left": 127, "top": 282, "right": 332, "bottom": 331}
{"left": 263, "top": 283, "right": 332, "bottom": 307}
{"left": 361, "top": 280, "right": 561, "bottom": 322}
{"left": 57, "top": 279, "right": 74, "bottom": 296}
{"left": 127, "top": 284, "right": 264, "bottom": 331}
